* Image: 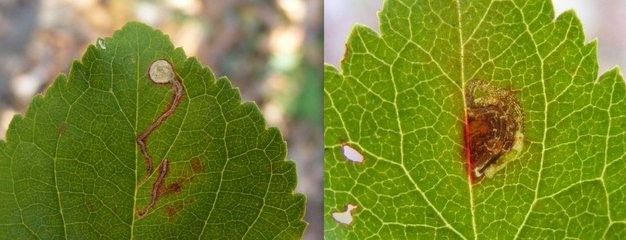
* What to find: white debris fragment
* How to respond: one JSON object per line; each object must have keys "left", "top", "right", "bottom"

{"left": 332, "top": 204, "right": 358, "bottom": 225}
{"left": 97, "top": 38, "right": 106, "bottom": 49}
{"left": 342, "top": 144, "right": 364, "bottom": 163}
{"left": 148, "top": 59, "right": 174, "bottom": 84}
{"left": 0, "top": 109, "right": 17, "bottom": 139}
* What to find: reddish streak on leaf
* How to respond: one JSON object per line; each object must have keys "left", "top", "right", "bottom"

{"left": 463, "top": 80, "right": 522, "bottom": 184}
{"left": 463, "top": 110, "right": 474, "bottom": 184}
{"left": 137, "top": 65, "right": 185, "bottom": 176}
{"left": 137, "top": 159, "right": 169, "bottom": 217}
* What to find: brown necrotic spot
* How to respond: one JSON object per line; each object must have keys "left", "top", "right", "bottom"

{"left": 190, "top": 158, "right": 203, "bottom": 173}
{"left": 164, "top": 202, "right": 184, "bottom": 219}
{"left": 58, "top": 121, "right": 67, "bottom": 135}
{"left": 165, "top": 181, "right": 183, "bottom": 195}
{"left": 464, "top": 80, "right": 524, "bottom": 181}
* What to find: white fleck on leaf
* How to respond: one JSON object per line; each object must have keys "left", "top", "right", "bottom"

{"left": 342, "top": 144, "right": 364, "bottom": 163}
{"left": 332, "top": 204, "right": 358, "bottom": 225}
{"left": 97, "top": 38, "right": 106, "bottom": 49}
{"left": 149, "top": 59, "right": 174, "bottom": 83}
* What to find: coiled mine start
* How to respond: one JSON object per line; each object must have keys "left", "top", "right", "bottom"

{"left": 464, "top": 80, "right": 523, "bottom": 182}
{"left": 148, "top": 59, "right": 175, "bottom": 84}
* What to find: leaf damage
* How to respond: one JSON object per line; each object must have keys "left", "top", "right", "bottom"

{"left": 463, "top": 80, "right": 524, "bottom": 182}
{"left": 137, "top": 59, "right": 185, "bottom": 176}
{"left": 136, "top": 59, "right": 186, "bottom": 217}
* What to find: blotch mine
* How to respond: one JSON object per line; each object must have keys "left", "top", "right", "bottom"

{"left": 464, "top": 79, "right": 524, "bottom": 182}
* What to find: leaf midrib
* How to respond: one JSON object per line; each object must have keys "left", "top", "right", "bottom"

{"left": 130, "top": 38, "right": 140, "bottom": 239}
{"left": 454, "top": 0, "right": 477, "bottom": 239}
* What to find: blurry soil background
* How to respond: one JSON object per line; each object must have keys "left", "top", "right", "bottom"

{"left": 0, "top": 0, "right": 322, "bottom": 239}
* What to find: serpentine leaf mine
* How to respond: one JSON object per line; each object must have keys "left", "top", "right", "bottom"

{"left": 138, "top": 59, "right": 184, "bottom": 175}
{"left": 137, "top": 159, "right": 169, "bottom": 217}
{"left": 136, "top": 59, "right": 185, "bottom": 216}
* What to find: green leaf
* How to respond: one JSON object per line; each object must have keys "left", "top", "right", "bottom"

{"left": 324, "top": 0, "right": 626, "bottom": 239}
{"left": 0, "top": 22, "right": 306, "bottom": 239}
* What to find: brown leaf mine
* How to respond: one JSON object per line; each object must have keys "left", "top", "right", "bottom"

{"left": 464, "top": 80, "right": 524, "bottom": 182}
{"left": 138, "top": 59, "right": 184, "bottom": 175}
{"left": 137, "top": 159, "right": 170, "bottom": 217}
{"left": 136, "top": 59, "right": 185, "bottom": 217}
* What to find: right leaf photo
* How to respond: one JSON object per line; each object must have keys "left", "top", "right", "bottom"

{"left": 324, "top": 0, "right": 626, "bottom": 239}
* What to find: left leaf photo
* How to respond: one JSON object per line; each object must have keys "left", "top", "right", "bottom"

{"left": 0, "top": 1, "right": 322, "bottom": 239}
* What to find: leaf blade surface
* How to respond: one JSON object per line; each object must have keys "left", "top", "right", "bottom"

{"left": 324, "top": 1, "right": 626, "bottom": 239}
{"left": 0, "top": 22, "right": 306, "bottom": 240}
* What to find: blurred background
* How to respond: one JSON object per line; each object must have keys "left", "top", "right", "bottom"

{"left": 0, "top": 0, "right": 322, "bottom": 239}
{"left": 325, "top": 0, "right": 626, "bottom": 75}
